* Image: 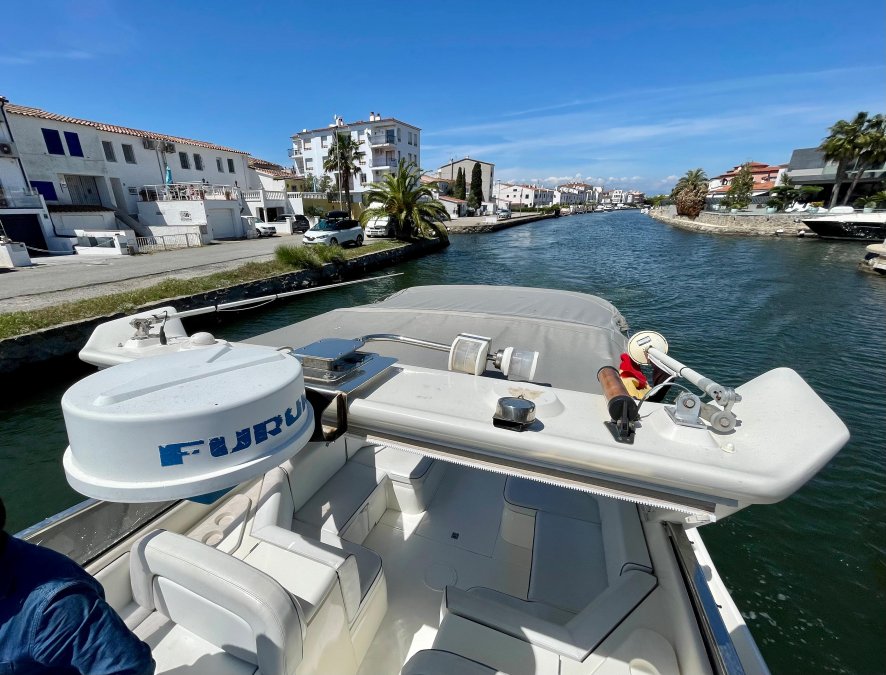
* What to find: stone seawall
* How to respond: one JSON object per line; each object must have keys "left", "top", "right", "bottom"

{"left": 0, "top": 239, "right": 446, "bottom": 376}
{"left": 649, "top": 208, "right": 809, "bottom": 236}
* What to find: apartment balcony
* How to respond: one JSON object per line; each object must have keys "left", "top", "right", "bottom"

{"left": 369, "top": 134, "right": 397, "bottom": 148}
{"left": 243, "top": 189, "right": 286, "bottom": 204}
{"left": 370, "top": 160, "right": 398, "bottom": 172}
{"left": 139, "top": 183, "right": 240, "bottom": 202}
{"left": 0, "top": 188, "right": 43, "bottom": 210}
{"left": 288, "top": 147, "right": 302, "bottom": 158}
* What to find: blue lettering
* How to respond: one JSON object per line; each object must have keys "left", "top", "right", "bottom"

{"left": 208, "top": 428, "right": 251, "bottom": 457}
{"left": 159, "top": 440, "right": 204, "bottom": 467}
{"left": 284, "top": 399, "right": 303, "bottom": 427}
{"left": 253, "top": 415, "right": 283, "bottom": 444}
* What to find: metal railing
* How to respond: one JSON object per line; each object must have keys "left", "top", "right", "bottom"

{"left": 136, "top": 232, "right": 202, "bottom": 252}
{"left": 139, "top": 183, "right": 240, "bottom": 202}
{"left": 370, "top": 134, "right": 396, "bottom": 146}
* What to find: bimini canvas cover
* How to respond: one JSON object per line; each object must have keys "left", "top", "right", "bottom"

{"left": 248, "top": 285, "right": 630, "bottom": 394}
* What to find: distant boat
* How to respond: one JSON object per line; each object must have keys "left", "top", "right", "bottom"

{"left": 801, "top": 212, "right": 886, "bottom": 241}
{"left": 860, "top": 239, "right": 886, "bottom": 275}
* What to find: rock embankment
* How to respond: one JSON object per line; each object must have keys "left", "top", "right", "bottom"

{"left": 649, "top": 208, "right": 809, "bottom": 236}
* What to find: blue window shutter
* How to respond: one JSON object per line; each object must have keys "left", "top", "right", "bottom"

{"left": 41, "top": 128, "right": 65, "bottom": 155}
{"left": 64, "top": 131, "right": 84, "bottom": 157}
{"left": 30, "top": 180, "right": 58, "bottom": 201}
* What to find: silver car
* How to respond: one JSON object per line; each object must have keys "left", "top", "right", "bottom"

{"left": 302, "top": 218, "right": 363, "bottom": 247}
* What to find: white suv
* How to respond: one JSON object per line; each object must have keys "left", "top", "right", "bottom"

{"left": 303, "top": 218, "right": 363, "bottom": 247}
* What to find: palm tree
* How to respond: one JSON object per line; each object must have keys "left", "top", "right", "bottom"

{"left": 322, "top": 133, "right": 365, "bottom": 216}
{"left": 360, "top": 160, "right": 450, "bottom": 243}
{"left": 670, "top": 168, "right": 708, "bottom": 218}
{"left": 819, "top": 112, "right": 869, "bottom": 208}
{"left": 842, "top": 114, "right": 886, "bottom": 205}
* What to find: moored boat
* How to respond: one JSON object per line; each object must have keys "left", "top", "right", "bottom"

{"left": 860, "top": 239, "right": 886, "bottom": 275}
{"left": 801, "top": 212, "right": 886, "bottom": 241}
{"left": 15, "top": 285, "right": 849, "bottom": 675}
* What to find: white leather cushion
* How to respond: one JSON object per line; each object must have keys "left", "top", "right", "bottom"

{"left": 504, "top": 477, "right": 601, "bottom": 523}
{"left": 134, "top": 612, "right": 256, "bottom": 675}
{"left": 401, "top": 649, "right": 498, "bottom": 675}
{"left": 599, "top": 499, "right": 652, "bottom": 580}
{"left": 528, "top": 512, "right": 607, "bottom": 614}
{"left": 468, "top": 587, "right": 575, "bottom": 625}
{"left": 351, "top": 445, "right": 434, "bottom": 483}
{"left": 130, "top": 530, "right": 303, "bottom": 675}
{"left": 295, "top": 461, "right": 379, "bottom": 533}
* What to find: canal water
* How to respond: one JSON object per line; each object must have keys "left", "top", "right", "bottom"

{"left": 2, "top": 211, "right": 883, "bottom": 673}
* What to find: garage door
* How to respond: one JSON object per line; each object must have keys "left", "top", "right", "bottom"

{"left": 206, "top": 210, "right": 237, "bottom": 239}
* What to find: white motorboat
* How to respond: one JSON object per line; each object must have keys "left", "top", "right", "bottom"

{"left": 860, "top": 239, "right": 886, "bottom": 275}
{"left": 801, "top": 211, "right": 886, "bottom": 241}
{"left": 19, "top": 285, "right": 849, "bottom": 675}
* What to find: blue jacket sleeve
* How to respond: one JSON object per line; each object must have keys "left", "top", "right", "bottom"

{"left": 31, "top": 581, "right": 155, "bottom": 675}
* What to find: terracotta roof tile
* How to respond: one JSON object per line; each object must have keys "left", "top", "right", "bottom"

{"left": 6, "top": 103, "right": 248, "bottom": 154}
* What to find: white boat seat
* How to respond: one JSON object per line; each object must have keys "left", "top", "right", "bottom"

{"left": 529, "top": 512, "right": 607, "bottom": 613}
{"left": 350, "top": 444, "right": 445, "bottom": 514}
{"left": 253, "top": 467, "right": 383, "bottom": 626}
{"left": 351, "top": 444, "right": 434, "bottom": 484}
{"left": 467, "top": 586, "right": 576, "bottom": 624}
{"left": 504, "top": 477, "right": 601, "bottom": 522}
{"left": 400, "top": 649, "right": 502, "bottom": 674}
{"left": 442, "top": 570, "right": 657, "bottom": 662}
{"left": 130, "top": 530, "right": 304, "bottom": 675}
{"left": 295, "top": 461, "right": 380, "bottom": 534}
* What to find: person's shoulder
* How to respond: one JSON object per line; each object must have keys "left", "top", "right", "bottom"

{"left": 6, "top": 536, "right": 98, "bottom": 592}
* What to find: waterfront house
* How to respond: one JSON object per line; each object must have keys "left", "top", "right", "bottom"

{"left": 438, "top": 195, "right": 467, "bottom": 218}
{"left": 707, "top": 162, "right": 786, "bottom": 199}
{"left": 290, "top": 112, "right": 420, "bottom": 200}
{"left": 1, "top": 100, "right": 251, "bottom": 251}
{"left": 784, "top": 147, "right": 886, "bottom": 204}
{"left": 244, "top": 157, "right": 300, "bottom": 223}
{"left": 0, "top": 96, "right": 51, "bottom": 255}
{"left": 435, "top": 157, "right": 495, "bottom": 202}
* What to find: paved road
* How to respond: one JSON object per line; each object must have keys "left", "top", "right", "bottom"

{"left": 1, "top": 234, "right": 303, "bottom": 313}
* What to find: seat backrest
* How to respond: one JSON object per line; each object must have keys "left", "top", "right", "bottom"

{"left": 131, "top": 530, "right": 303, "bottom": 675}
{"left": 280, "top": 438, "right": 347, "bottom": 512}
{"left": 599, "top": 500, "right": 653, "bottom": 581}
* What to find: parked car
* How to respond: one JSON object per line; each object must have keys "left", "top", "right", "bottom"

{"left": 365, "top": 215, "right": 395, "bottom": 238}
{"left": 280, "top": 214, "right": 310, "bottom": 233}
{"left": 303, "top": 218, "right": 363, "bottom": 247}
{"left": 254, "top": 222, "right": 276, "bottom": 237}
{"left": 496, "top": 209, "right": 511, "bottom": 220}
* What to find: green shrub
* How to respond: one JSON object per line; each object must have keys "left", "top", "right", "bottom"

{"left": 314, "top": 244, "right": 345, "bottom": 264}
{"left": 275, "top": 244, "right": 322, "bottom": 269}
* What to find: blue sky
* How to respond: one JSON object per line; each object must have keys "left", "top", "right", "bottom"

{"left": 2, "top": 1, "right": 884, "bottom": 194}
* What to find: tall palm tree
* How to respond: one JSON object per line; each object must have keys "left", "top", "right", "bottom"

{"left": 842, "top": 114, "right": 886, "bottom": 205}
{"left": 323, "top": 133, "right": 365, "bottom": 216}
{"left": 819, "top": 112, "right": 869, "bottom": 208}
{"left": 670, "top": 168, "right": 708, "bottom": 218}
{"left": 360, "top": 159, "right": 450, "bottom": 243}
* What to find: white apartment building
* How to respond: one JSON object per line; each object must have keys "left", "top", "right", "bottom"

{"left": 493, "top": 183, "right": 554, "bottom": 208}
{"left": 624, "top": 190, "right": 645, "bottom": 204}
{"left": 290, "top": 112, "right": 420, "bottom": 198}
{"left": 610, "top": 189, "right": 625, "bottom": 205}
{"left": 2, "top": 101, "right": 251, "bottom": 249}
{"left": 554, "top": 183, "right": 601, "bottom": 206}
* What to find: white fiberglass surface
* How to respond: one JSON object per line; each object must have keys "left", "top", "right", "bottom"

{"left": 357, "top": 465, "right": 531, "bottom": 674}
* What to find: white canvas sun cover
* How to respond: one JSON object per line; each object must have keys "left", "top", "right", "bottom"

{"left": 247, "top": 285, "right": 629, "bottom": 393}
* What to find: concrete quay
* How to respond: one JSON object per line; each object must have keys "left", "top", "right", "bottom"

{"left": 648, "top": 206, "right": 811, "bottom": 237}
{"left": 446, "top": 212, "right": 555, "bottom": 234}
{"left": 0, "top": 238, "right": 445, "bottom": 376}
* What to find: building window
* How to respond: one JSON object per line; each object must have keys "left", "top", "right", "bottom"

{"left": 179, "top": 151, "right": 190, "bottom": 170}
{"left": 194, "top": 153, "right": 203, "bottom": 171}
{"left": 304, "top": 141, "right": 312, "bottom": 150}
{"left": 321, "top": 136, "right": 329, "bottom": 149}
{"left": 64, "top": 131, "right": 84, "bottom": 157}
{"left": 227, "top": 158, "right": 235, "bottom": 173}
{"left": 41, "top": 128, "right": 65, "bottom": 155}
{"left": 360, "top": 173, "right": 367, "bottom": 183}
{"left": 30, "top": 180, "right": 58, "bottom": 201}
{"left": 122, "top": 144, "right": 136, "bottom": 164}
{"left": 397, "top": 128, "right": 401, "bottom": 142}
{"left": 385, "top": 130, "right": 395, "bottom": 144}
{"left": 216, "top": 157, "right": 223, "bottom": 172}
{"left": 102, "top": 141, "right": 117, "bottom": 162}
